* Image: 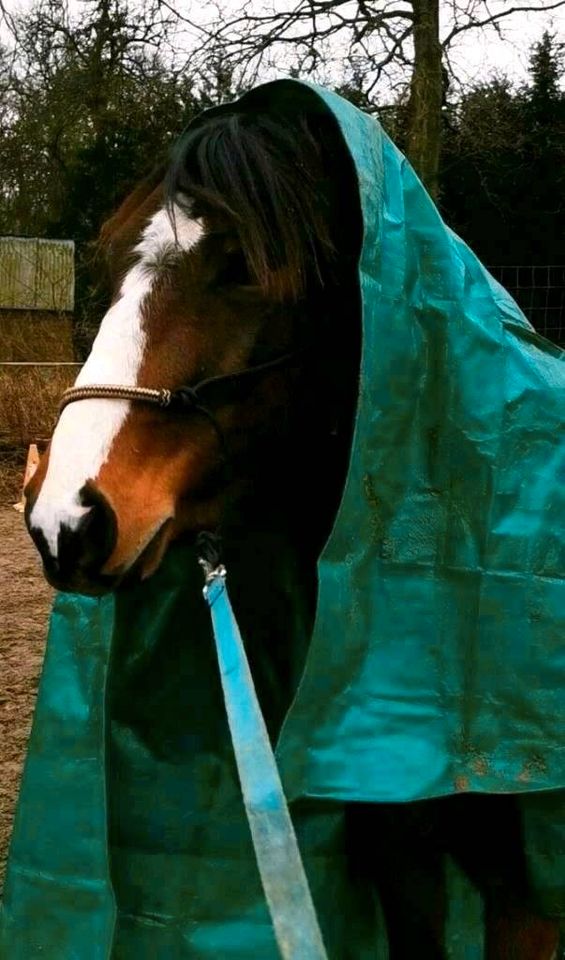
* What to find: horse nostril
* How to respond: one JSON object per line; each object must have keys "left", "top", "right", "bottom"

{"left": 34, "top": 485, "right": 118, "bottom": 585}
{"left": 65, "top": 484, "right": 117, "bottom": 573}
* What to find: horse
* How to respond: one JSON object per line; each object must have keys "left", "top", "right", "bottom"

{"left": 23, "top": 83, "right": 561, "bottom": 958}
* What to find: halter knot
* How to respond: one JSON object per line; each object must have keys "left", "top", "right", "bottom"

{"left": 168, "top": 386, "right": 200, "bottom": 411}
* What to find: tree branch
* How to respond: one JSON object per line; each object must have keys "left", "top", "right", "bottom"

{"left": 442, "top": 1, "right": 565, "bottom": 47}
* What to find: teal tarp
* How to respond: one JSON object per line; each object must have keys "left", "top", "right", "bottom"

{"left": 277, "top": 85, "right": 565, "bottom": 802}
{"left": 2, "top": 79, "right": 565, "bottom": 956}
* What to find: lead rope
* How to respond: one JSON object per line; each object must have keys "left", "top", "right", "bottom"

{"left": 197, "top": 533, "right": 329, "bottom": 960}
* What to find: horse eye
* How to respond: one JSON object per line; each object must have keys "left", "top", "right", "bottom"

{"left": 217, "top": 249, "right": 251, "bottom": 287}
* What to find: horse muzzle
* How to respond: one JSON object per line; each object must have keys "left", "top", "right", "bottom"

{"left": 26, "top": 482, "right": 120, "bottom": 595}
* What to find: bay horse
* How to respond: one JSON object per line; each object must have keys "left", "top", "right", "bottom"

{"left": 23, "top": 84, "right": 560, "bottom": 958}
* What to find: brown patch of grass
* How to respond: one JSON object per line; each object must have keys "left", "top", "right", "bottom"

{"left": 0, "top": 313, "right": 74, "bottom": 363}
{"left": 0, "top": 366, "right": 75, "bottom": 449}
{"left": 0, "top": 307, "right": 79, "bottom": 448}
{"left": 0, "top": 310, "right": 88, "bottom": 504}
{"left": 0, "top": 365, "right": 76, "bottom": 505}
{"left": 0, "top": 450, "right": 26, "bottom": 505}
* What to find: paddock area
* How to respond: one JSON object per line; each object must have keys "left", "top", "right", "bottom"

{"left": 0, "top": 506, "right": 51, "bottom": 892}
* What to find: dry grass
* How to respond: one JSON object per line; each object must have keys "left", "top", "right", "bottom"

{"left": 0, "top": 309, "right": 78, "bottom": 454}
{"left": 0, "top": 449, "right": 26, "bottom": 504}
{"left": 0, "top": 366, "right": 76, "bottom": 505}
{"left": 0, "top": 366, "right": 75, "bottom": 449}
{"left": 0, "top": 313, "right": 74, "bottom": 363}
{"left": 0, "top": 313, "right": 94, "bottom": 503}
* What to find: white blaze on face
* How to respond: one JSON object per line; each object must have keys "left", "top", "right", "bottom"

{"left": 30, "top": 203, "right": 203, "bottom": 557}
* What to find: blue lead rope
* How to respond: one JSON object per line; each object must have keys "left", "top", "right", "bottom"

{"left": 202, "top": 566, "right": 329, "bottom": 960}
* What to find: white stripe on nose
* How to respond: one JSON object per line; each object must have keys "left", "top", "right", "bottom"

{"left": 29, "top": 203, "right": 203, "bottom": 558}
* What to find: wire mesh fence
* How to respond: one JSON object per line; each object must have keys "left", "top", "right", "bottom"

{"left": 489, "top": 265, "right": 565, "bottom": 346}
{"left": 1, "top": 266, "right": 564, "bottom": 371}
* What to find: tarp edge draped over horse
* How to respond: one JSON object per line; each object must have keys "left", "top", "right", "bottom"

{"left": 274, "top": 81, "right": 565, "bottom": 804}
{"left": 2, "top": 78, "right": 565, "bottom": 958}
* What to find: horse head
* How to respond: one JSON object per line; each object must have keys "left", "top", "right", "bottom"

{"left": 25, "top": 93, "right": 361, "bottom": 593}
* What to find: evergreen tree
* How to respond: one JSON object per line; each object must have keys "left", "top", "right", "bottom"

{"left": 519, "top": 30, "right": 565, "bottom": 263}
{"left": 440, "top": 30, "right": 564, "bottom": 270}
{"left": 0, "top": 0, "right": 211, "bottom": 353}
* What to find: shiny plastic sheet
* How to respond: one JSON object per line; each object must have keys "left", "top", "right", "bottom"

{"left": 277, "top": 83, "right": 565, "bottom": 803}
{"left": 2, "top": 545, "right": 381, "bottom": 958}
{"left": 2, "top": 79, "right": 565, "bottom": 956}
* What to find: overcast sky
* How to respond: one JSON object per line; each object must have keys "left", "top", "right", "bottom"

{"left": 443, "top": 3, "right": 565, "bottom": 87}
{"left": 1, "top": 0, "right": 564, "bottom": 89}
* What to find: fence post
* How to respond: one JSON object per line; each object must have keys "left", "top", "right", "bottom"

{"left": 13, "top": 443, "right": 39, "bottom": 513}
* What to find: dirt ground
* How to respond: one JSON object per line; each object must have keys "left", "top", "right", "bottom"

{"left": 0, "top": 506, "right": 52, "bottom": 893}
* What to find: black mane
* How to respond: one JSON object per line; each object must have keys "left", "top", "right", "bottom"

{"left": 165, "top": 109, "right": 340, "bottom": 299}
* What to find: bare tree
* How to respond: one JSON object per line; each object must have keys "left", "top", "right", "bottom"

{"left": 3, "top": 0, "right": 563, "bottom": 193}
{"left": 181, "top": 0, "right": 565, "bottom": 195}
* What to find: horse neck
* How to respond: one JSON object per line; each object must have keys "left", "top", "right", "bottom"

{"left": 216, "top": 271, "right": 359, "bottom": 737}
{"left": 222, "top": 500, "right": 319, "bottom": 741}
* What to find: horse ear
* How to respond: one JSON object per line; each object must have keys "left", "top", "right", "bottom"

{"left": 98, "top": 167, "right": 166, "bottom": 251}
{"left": 97, "top": 170, "right": 169, "bottom": 281}
{"left": 98, "top": 216, "right": 117, "bottom": 257}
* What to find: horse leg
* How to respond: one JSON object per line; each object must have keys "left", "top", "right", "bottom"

{"left": 445, "top": 793, "right": 561, "bottom": 960}
{"left": 484, "top": 903, "right": 560, "bottom": 960}
{"left": 347, "top": 801, "right": 447, "bottom": 959}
